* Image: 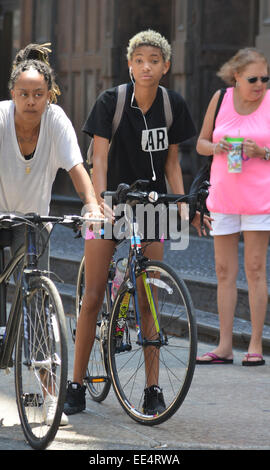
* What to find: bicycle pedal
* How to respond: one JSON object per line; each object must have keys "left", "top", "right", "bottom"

{"left": 85, "top": 376, "right": 109, "bottom": 384}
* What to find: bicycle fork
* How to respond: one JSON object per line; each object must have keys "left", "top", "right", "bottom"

{"left": 128, "top": 221, "right": 167, "bottom": 349}
{"left": 132, "top": 266, "right": 167, "bottom": 349}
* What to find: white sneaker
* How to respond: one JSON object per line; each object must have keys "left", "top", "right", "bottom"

{"left": 43, "top": 395, "right": 69, "bottom": 426}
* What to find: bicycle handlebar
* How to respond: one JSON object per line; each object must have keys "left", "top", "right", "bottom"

{"left": 100, "top": 179, "right": 210, "bottom": 225}
{"left": 0, "top": 213, "right": 104, "bottom": 229}
{"left": 101, "top": 179, "right": 209, "bottom": 205}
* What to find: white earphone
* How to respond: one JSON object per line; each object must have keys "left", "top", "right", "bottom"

{"left": 129, "top": 66, "right": 156, "bottom": 181}
{"left": 129, "top": 66, "right": 134, "bottom": 83}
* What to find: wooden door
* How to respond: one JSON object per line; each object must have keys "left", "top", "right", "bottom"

{"left": 49, "top": 0, "right": 115, "bottom": 200}
{"left": 55, "top": 0, "right": 115, "bottom": 153}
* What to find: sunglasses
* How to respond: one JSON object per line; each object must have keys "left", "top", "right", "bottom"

{"left": 246, "top": 76, "right": 270, "bottom": 84}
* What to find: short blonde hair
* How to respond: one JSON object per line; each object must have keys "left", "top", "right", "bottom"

{"left": 127, "top": 29, "right": 171, "bottom": 62}
{"left": 217, "top": 47, "right": 268, "bottom": 86}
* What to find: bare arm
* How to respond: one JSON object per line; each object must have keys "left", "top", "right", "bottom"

{"left": 69, "top": 162, "right": 97, "bottom": 208}
{"left": 196, "top": 90, "right": 232, "bottom": 156}
{"left": 91, "top": 135, "right": 110, "bottom": 205}
{"left": 91, "top": 135, "right": 115, "bottom": 221}
{"left": 165, "top": 143, "right": 189, "bottom": 226}
{"left": 164, "top": 144, "right": 185, "bottom": 195}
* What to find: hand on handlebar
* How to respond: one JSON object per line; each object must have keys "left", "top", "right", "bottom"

{"left": 98, "top": 200, "right": 115, "bottom": 225}
{"left": 81, "top": 201, "right": 103, "bottom": 217}
{"left": 80, "top": 202, "right": 105, "bottom": 239}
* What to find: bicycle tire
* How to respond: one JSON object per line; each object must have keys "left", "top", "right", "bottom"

{"left": 74, "top": 256, "right": 111, "bottom": 402}
{"left": 107, "top": 260, "right": 197, "bottom": 426}
{"left": 15, "top": 276, "right": 68, "bottom": 450}
{"left": 69, "top": 255, "right": 85, "bottom": 342}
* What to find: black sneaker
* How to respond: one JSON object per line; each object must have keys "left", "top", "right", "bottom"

{"left": 143, "top": 385, "right": 166, "bottom": 415}
{"left": 64, "top": 381, "right": 86, "bottom": 415}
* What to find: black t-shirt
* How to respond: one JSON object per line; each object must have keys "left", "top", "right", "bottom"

{"left": 82, "top": 82, "right": 196, "bottom": 193}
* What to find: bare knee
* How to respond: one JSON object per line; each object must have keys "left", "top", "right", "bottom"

{"left": 81, "top": 288, "right": 104, "bottom": 314}
{"left": 215, "top": 262, "right": 237, "bottom": 285}
{"left": 245, "top": 260, "right": 266, "bottom": 284}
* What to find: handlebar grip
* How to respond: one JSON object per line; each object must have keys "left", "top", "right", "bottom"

{"left": 101, "top": 191, "right": 116, "bottom": 199}
{"left": 101, "top": 191, "right": 118, "bottom": 206}
{"left": 161, "top": 194, "right": 189, "bottom": 204}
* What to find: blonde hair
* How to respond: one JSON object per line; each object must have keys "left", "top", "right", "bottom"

{"left": 217, "top": 47, "right": 268, "bottom": 86}
{"left": 127, "top": 29, "right": 171, "bottom": 62}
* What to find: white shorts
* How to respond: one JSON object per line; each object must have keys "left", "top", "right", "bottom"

{"left": 210, "top": 212, "right": 270, "bottom": 236}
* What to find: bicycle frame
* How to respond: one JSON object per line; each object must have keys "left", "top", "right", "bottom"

{"left": 0, "top": 223, "right": 42, "bottom": 369}
{"left": 102, "top": 178, "right": 209, "bottom": 350}
{"left": 119, "top": 204, "right": 166, "bottom": 348}
{"left": 0, "top": 244, "right": 24, "bottom": 369}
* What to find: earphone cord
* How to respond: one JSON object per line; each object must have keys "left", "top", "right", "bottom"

{"left": 129, "top": 72, "right": 156, "bottom": 182}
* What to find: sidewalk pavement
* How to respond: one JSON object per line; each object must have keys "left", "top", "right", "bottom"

{"left": 0, "top": 225, "right": 269, "bottom": 452}
{"left": 0, "top": 323, "right": 270, "bottom": 451}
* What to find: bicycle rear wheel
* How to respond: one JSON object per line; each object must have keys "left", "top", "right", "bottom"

{"left": 108, "top": 260, "right": 197, "bottom": 425}
{"left": 69, "top": 255, "right": 85, "bottom": 343}
{"left": 73, "top": 256, "right": 111, "bottom": 402}
{"left": 15, "top": 276, "right": 68, "bottom": 450}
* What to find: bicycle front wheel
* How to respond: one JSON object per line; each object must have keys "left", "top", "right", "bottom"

{"left": 108, "top": 260, "right": 197, "bottom": 426}
{"left": 15, "top": 276, "right": 68, "bottom": 450}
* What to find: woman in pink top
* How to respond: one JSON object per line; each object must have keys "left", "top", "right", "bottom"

{"left": 196, "top": 48, "right": 270, "bottom": 366}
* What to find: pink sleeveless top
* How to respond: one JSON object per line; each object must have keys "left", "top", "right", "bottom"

{"left": 207, "top": 87, "right": 270, "bottom": 214}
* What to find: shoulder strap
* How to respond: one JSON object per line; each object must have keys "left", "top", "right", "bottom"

{"left": 207, "top": 88, "right": 227, "bottom": 165}
{"left": 159, "top": 86, "right": 173, "bottom": 129}
{"left": 111, "top": 84, "right": 127, "bottom": 137}
{"left": 87, "top": 84, "right": 127, "bottom": 166}
{"left": 213, "top": 88, "right": 226, "bottom": 129}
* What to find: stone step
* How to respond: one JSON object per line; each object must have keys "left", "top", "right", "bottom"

{"left": 49, "top": 226, "right": 270, "bottom": 353}
{"left": 50, "top": 256, "right": 81, "bottom": 285}
{"left": 195, "top": 307, "right": 270, "bottom": 354}
{"left": 54, "top": 279, "right": 270, "bottom": 355}
{"left": 179, "top": 272, "right": 270, "bottom": 325}
{"left": 50, "top": 252, "right": 270, "bottom": 326}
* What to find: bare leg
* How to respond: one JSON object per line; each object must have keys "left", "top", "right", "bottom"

{"left": 73, "top": 239, "right": 116, "bottom": 385}
{"left": 138, "top": 241, "right": 163, "bottom": 387}
{"left": 243, "top": 231, "right": 269, "bottom": 361}
{"left": 197, "top": 233, "right": 239, "bottom": 361}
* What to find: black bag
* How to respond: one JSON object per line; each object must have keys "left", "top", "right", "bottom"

{"left": 189, "top": 88, "right": 227, "bottom": 222}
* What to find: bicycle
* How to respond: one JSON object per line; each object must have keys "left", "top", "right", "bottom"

{"left": 0, "top": 212, "right": 100, "bottom": 450}
{"left": 71, "top": 179, "right": 209, "bottom": 425}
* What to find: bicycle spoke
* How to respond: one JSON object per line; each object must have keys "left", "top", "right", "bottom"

{"left": 108, "top": 261, "right": 197, "bottom": 425}
{"left": 15, "top": 277, "right": 67, "bottom": 450}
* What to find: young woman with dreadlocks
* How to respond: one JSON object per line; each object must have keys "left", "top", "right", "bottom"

{"left": 2, "top": 43, "right": 97, "bottom": 217}
{"left": 0, "top": 43, "right": 100, "bottom": 425}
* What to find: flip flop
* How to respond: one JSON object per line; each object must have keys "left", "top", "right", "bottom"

{"left": 196, "top": 352, "right": 233, "bottom": 365}
{"left": 242, "top": 353, "right": 265, "bottom": 366}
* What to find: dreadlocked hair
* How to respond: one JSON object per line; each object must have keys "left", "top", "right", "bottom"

{"left": 9, "top": 43, "right": 61, "bottom": 103}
